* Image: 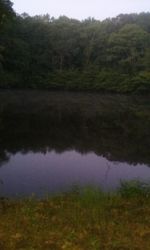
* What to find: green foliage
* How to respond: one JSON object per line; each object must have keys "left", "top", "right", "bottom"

{"left": 119, "top": 180, "right": 150, "bottom": 198}
{"left": 0, "top": 8, "right": 150, "bottom": 93}
{"left": 0, "top": 0, "right": 14, "bottom": 25}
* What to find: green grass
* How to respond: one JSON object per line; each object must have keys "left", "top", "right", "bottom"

{"left": 0, "top": 181, "right": 150, "bottom": 250}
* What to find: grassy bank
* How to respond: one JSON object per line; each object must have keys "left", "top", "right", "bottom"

{"left": 0, "top": 181, "right": 150, "bottom": 250}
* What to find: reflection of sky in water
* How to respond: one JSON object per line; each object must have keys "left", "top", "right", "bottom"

{"left": 0, "top": 91, "right": 149, "bottom": 197}
{"left": 0, "top": 150, "right": 150, "bottom": 197}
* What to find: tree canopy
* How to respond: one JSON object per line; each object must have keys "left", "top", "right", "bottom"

{"left": 0, "top": 7, "right": 150, "bottom": 93}
{"left": 0, "top": 0, "right": 14, "bottom": 25}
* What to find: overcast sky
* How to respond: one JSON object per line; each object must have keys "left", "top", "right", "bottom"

{"left": 12, "top": 0, "right": 150, "bottom": 20}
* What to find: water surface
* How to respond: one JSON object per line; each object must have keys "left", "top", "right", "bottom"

{"left": 0, "top": 91, "right": 150, "bottom": 197}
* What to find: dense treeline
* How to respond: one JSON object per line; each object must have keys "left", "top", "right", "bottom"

{"left": 0, "top": 0, "right": 150, "bottom": 92}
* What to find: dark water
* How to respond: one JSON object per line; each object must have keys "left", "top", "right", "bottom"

{"left": 0, "top": 91, "right": 150, "bottom": 197}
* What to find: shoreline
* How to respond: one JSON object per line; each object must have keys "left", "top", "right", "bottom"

{"left": 0, "top": 183, "right": 150, "bottom": 249}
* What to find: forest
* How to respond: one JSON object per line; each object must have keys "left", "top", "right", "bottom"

{"left": 0, "top": 0, "right": 150, "bottom": 93}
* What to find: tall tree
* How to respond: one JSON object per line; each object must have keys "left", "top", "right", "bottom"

{"left": 0, "top": 0, "right": 14, "bottom": 25}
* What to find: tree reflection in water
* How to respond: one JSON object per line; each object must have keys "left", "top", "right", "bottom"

{"left": 0, "top": 91, "right": 149, "bottom": 167}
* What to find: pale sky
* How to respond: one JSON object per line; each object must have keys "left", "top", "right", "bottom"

{"left": 12, "top": 0, "right": 150, "bottom": 20}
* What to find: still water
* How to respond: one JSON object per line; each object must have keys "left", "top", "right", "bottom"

{"left": 0, "top": 91, "right": 150, "bottom": 197}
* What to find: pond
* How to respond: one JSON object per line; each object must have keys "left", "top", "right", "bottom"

{"left": 0, "top": 91, "right": 150, "bottom": 197}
